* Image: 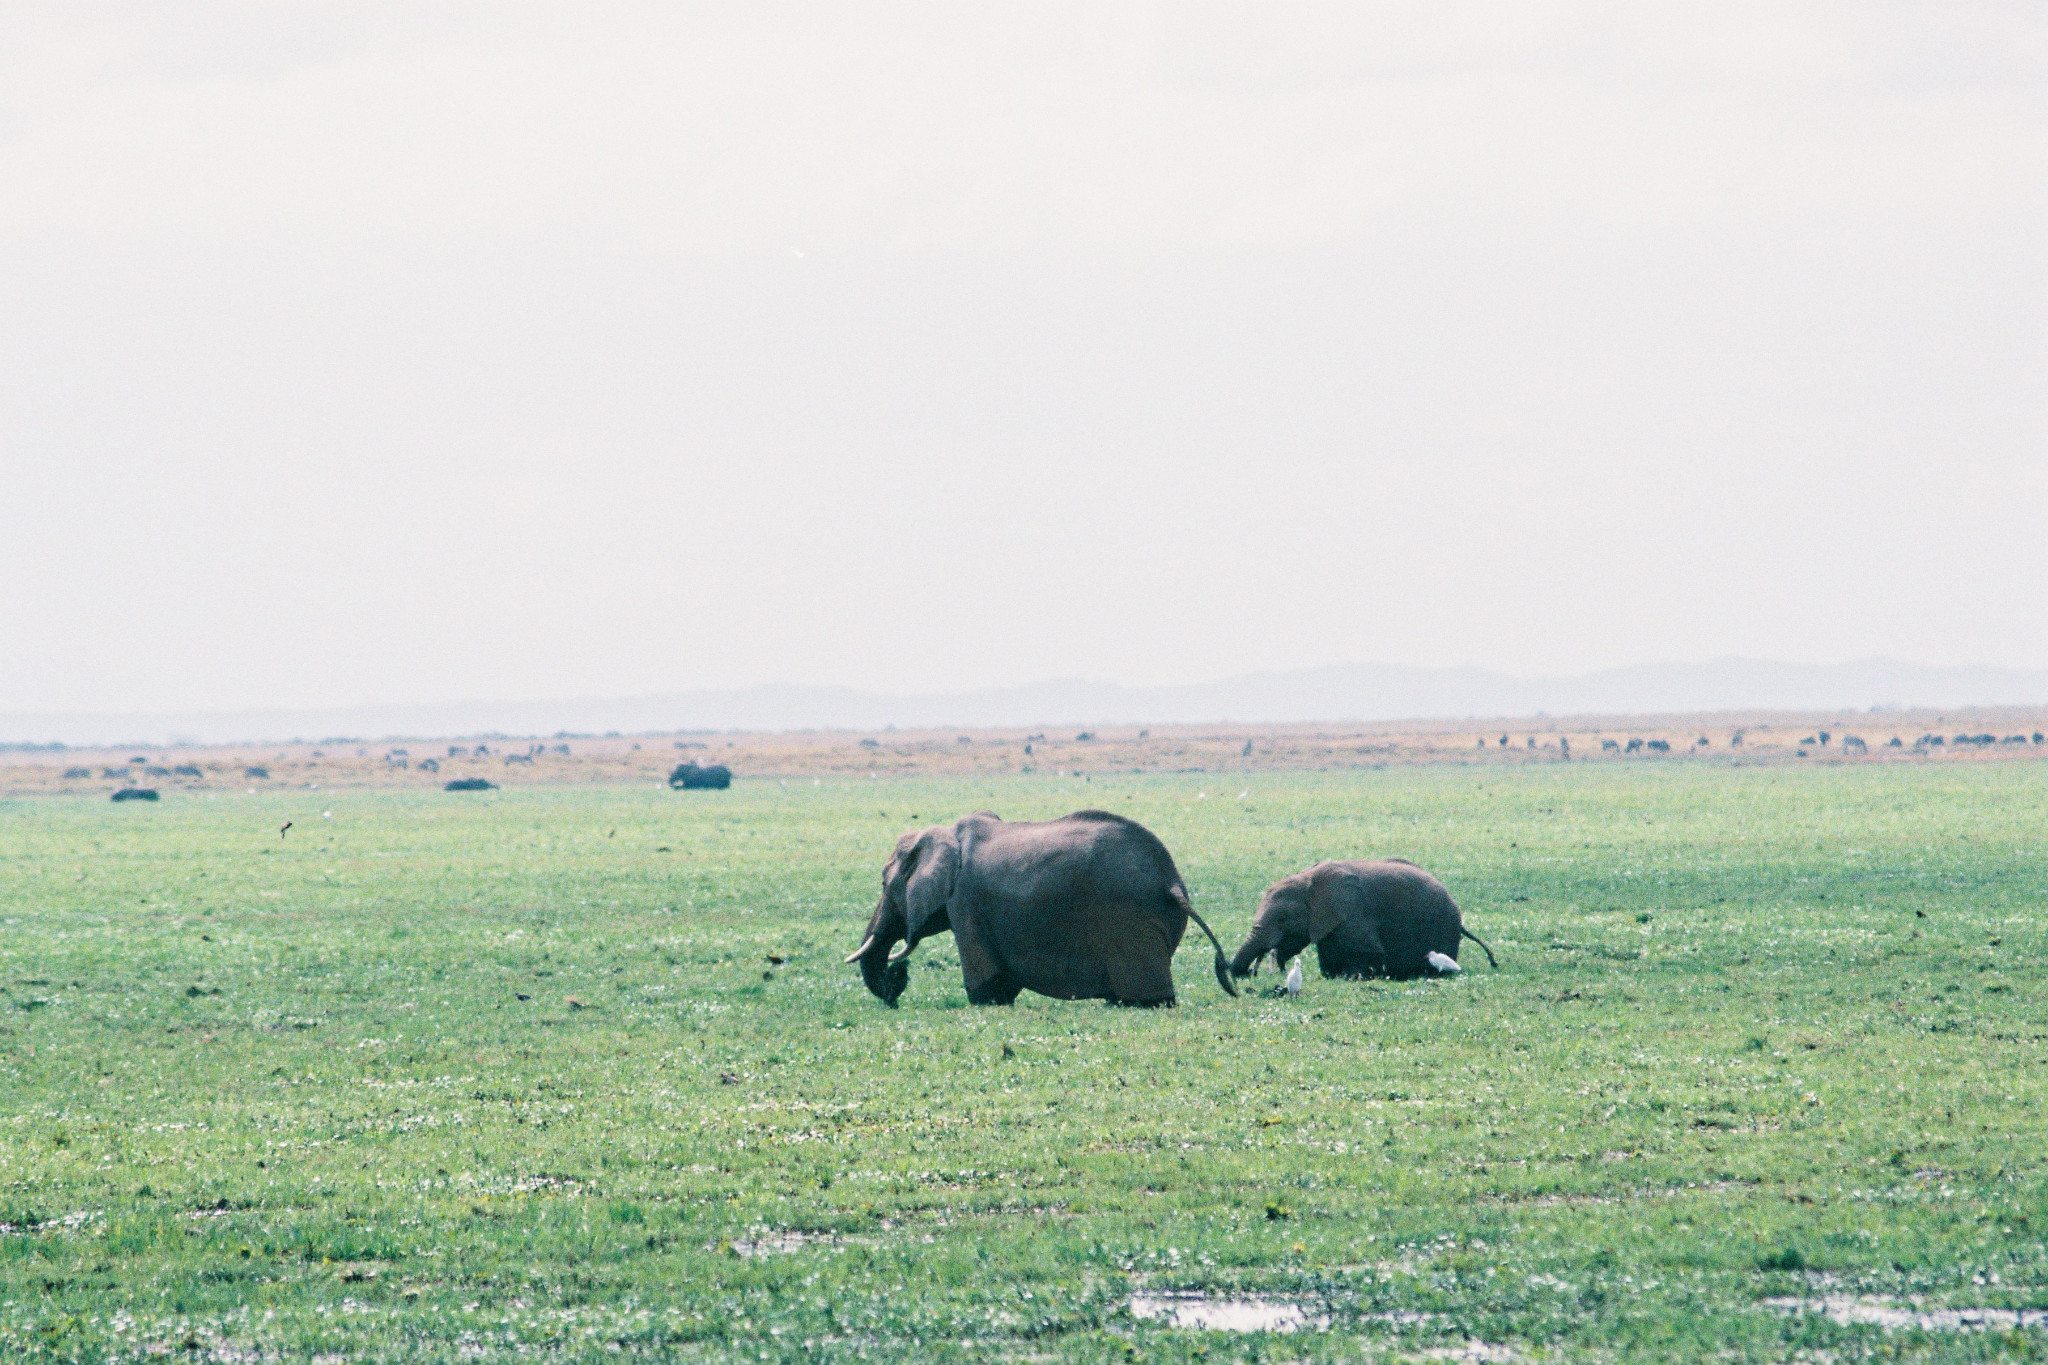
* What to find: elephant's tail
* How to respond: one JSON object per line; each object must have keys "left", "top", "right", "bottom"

{"left": 1171, "top": 885, "right": 1239, "bottom": 999}
{"left": 1460, "top": 926, "right": 1500, "bottom": 970}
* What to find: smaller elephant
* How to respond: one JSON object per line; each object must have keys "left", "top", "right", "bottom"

{"left": 1230, "top": 859, "right": 1496, "bottom": 982}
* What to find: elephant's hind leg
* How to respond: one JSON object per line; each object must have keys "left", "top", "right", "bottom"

{"left": 1103, "top": 936, "right": 1177, "bottom": 1008}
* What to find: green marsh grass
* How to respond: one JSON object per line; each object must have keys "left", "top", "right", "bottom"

{"left": 0, "top": 763, "right": 2043, "bottom": 1361}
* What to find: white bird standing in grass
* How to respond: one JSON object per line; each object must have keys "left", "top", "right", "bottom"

{"left": 1426, "top": 951, "right": 1461, "bottom": 974}
{"left": 1283, "top": 958, "right": 1303, "bottom": 998}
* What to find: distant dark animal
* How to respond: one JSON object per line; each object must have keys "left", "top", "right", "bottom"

{"left": 447, "top": 745, "right": 463, "bottom": 757}
{"left": 280, "top": 822, "right": 292, "bottom": 838}
{"left": 1230, "top": 859, "right": 1495, "bottom": 983}
{"left": 1694, "top": 736, "right": 1709, "bottom": 748}
{"left": 102, "top": 767, "right": 126, "bottom": 778}
{"left": 1499, "top": 735, "right": 1509, "bottom": 747}
{"left": 2004, "top": 735, "right": 2028, "bottom": 745}
{"left": 1242, "top": 740, "right": 1254, "bottom": 756}
{"left": 1600, "top": 739, "right": 1619, "bottom": 752}
{"left": 1023, "top": 743, "right": 1033, "bottom": 755}
{"left": 859, "top": 738, "right": 880, "bottom": 748}
{"left": 111, "top": 788, "right": 159, "bottom": 802}
{"left": 1818, "top": 731, "right": 1831, "bottom": 746}
{"left": 554, "top": 744, "right": 572, "bottom": 755}
{"left": 244, "top": 766, "right": 269, "bottom": 779}
{"left": 129, "top": 757, "right": 147, "bottom": 765}
{"left": 1841, "top": 735, "right": 1867, "bottom": 753}
{"left": 846, "top": 809, "right": 1234, "bottom": 1008}
{"left": 173, "top": 764, "right": 202, "bottom": 777}
{"left": 1625, "top": 739, "right": 1643, "bottom": 753}
{"left": 1887, "top": 737, "right": 1902, "bottom": 747}
{"left": 144, "top": 765, "right": 172, "bottom": 777}
{"left": 668, "top": 762, "right": 732, "bottom": 790}
{"left": 1138, "top": 730, "right": 1149, "bottom": 739}
{"left": 1798, "top": 736, "right": 1817, "bottom": 746}
{"left": 2035, "top": 733, "right": 2044, "bottom": 745}
{"left": 504, "top": 753, "right": 533, "bottom": 765}
{"left": 1730, "top": 730, "right": 1746, "bottom": 747}
{"left": 1075, "top": 732, "right": 1095, "bottom": 742}
{"left": 63, "top": 766, "right": 91, "bottom": 779}
{"left": 444, "top": 777, "right": 496, "bottom": 791}
{"left": 418, "top": 758, "right": 439, "bottom": 773}
{"left": 1646, "top": 740, "right": 1670, "bottom": 753}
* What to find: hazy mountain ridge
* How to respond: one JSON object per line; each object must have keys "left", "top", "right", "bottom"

{"left": 6, "top": 658, "right": 2045, "bottom": 747}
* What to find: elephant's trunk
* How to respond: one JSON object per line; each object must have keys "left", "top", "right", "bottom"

{"left": 859, "top": 949, "right": 909, "bottom": 1008}
{"left": 1229, "top": 921, "right": 1277, "bottom": 978}
{"left": 849, "top": 907, "right": 910, "bottom": 1007}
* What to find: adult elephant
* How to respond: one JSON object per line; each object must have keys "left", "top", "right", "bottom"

{"left": 845, "top": 810, "right": 1238, "bottom": 1008}
{"left": 1230, "top": 859, "right": 1497, "bottom": 982}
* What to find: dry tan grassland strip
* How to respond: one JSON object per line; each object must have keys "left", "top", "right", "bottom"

{"left": 3, "top": 706, "right": 2044, "bottom": 796}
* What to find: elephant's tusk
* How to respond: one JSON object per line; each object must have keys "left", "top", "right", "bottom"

{"left": 886, "top": 943, "right": 913, "bottom": 964}
{"left": 843, "top": 935, "right": 876, "bottom": 964}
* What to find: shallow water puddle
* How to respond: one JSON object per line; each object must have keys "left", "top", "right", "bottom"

{"left": 1129, "top": 1293, "right": 1329, "bottom": 1332}
{"left": 722, "top": 1230, "right": 848, "bottom": 1258}
{"left": 1767, "top": 1297, "right": 2048, "bottom": 1331}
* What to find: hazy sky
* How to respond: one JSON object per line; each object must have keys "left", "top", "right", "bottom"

{"left": 3, "top": 2, "right": 2043, "bottom": 715}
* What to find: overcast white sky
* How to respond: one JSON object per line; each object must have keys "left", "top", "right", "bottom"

{"left": 2, "top": 2, "right": 2043, "bottom": 715}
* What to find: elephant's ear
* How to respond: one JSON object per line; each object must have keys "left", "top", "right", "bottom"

{"left": 903, "top": 830, "right": 959, "bottom": 940}
{"left": 1304, "top": 865, "right": 1349, "bottom": 942}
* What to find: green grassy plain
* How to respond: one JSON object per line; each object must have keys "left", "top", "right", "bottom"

{"left": 1, "top": 762, "right": 2043, "bottom": 1362}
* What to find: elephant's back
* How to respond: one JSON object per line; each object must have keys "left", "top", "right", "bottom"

{"left": 975, "top": 810, "right": 1186, "bottom": 904}
{"left": 1319, "top": 857, "right": 1452, "bottom": 900}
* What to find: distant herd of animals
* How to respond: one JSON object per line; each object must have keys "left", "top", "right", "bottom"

{"left": 1491, "top": 728, "right": 2045, "bottom": 756}
{"left": 842, "top": 808, "right": 1495, "bottom": 1009}
{"left": 79, "top": 723, "right": 2048, "bottom": 805}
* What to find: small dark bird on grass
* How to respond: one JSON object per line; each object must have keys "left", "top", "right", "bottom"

{"left": 515, "top": 993, "right": 531, "bottom": 1002}
{"left": 279, "top": 822, "right": 292, "bottom": 839}
{"left": 765, "top": 954, "right": 786, "bottom": 965}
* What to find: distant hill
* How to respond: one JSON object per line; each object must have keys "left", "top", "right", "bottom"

{"left": 5, "top": 658, "right": 2045, "bottom": 747}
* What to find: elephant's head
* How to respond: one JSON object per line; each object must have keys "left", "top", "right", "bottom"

{"left": 844, "top": 825, "right": 959, "bottom": 1007}
{"left": 1228, "top": 870, "right": 1337, "bottom": 977}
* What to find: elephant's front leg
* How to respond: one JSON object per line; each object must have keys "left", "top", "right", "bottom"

{"left": 955, "top": 922, "right": 1018, "bottom": 1005}
{"left": 964, "top": 974, "right": 1022, "bottom": 1006}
